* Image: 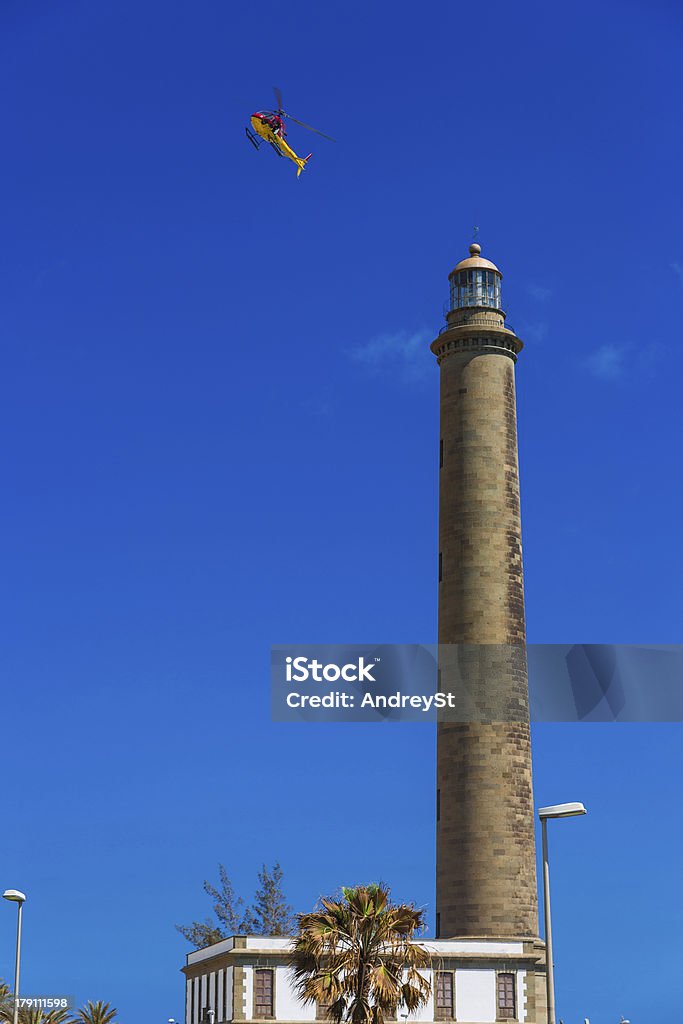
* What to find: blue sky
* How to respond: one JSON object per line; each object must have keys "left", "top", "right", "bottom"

{"left": 1, "top": 1, "right": 682, "bottom": 1022}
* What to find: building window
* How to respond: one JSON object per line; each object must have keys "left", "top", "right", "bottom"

{"left": 435, "top": 972, "right": 454, "bottom": 1020}
{"left": 436, "top": 788, "right": 440, "bottom": 821}
{"left": 497, "top": 973, "right": 516, "bottom": 1020}
{"left": 254, "top": 969, "right": 274, "bottom": 1019}
{"left": 435, "top": 913, "right": 440, "bottom": 938}
{"left": 440, "top": 439, "right": 443, "bottom": 468}
{"left": 438, "top": 552, "right": 442, "bottom": 582}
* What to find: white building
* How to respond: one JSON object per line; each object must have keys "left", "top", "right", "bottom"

{"left": 182, "top": 934, "right": 547, "bottom": 1024}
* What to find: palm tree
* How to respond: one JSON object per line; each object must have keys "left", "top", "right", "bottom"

{"left": 74, "top": 1004, "right": 117, "bottom": 1024}
{"left": 12, "top": 1008, "right": 74, "bottom": 1024}
{"left": 0, "top": 982, "right": 12, "bottom": 1024}
{"left": 289, "top": 884, "right": 431, "bottom": 1024}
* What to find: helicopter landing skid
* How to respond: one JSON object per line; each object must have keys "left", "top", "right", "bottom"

{"left": 245, "top": 126, "right": 285, "bottom": 159}
{"left": 245, "top": 126, "right": 261, "bottom": 149}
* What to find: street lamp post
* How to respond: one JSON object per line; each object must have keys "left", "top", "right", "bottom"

{"left": 2, "top": 890, "right": 27, "bottom": 1024}
{"left": 538, "top": 803, "right": 587, "bottom": 1024}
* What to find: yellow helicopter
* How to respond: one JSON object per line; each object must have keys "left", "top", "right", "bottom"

{"left": 245, "top": 87, "right": 335, "bottom": 177}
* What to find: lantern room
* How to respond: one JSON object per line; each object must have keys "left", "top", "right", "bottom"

{"left": 448, "top": 243, "right": 502, "bottom": 311}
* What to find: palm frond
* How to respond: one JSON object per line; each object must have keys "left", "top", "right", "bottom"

{"left": 289, "top": 884, "right": 432, "bottom": 1024}
{"left": 74, "top": 1001, "right": 118, "bottom": 1024}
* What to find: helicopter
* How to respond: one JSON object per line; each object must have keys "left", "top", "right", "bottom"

{"left": 245, "top": 87, "right": 335, "bottom": 177}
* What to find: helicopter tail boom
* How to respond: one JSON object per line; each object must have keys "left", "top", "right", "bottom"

{"left": 296, "top": 153, "right": 313, "bottom": 178}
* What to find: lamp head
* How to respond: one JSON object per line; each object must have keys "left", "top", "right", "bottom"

{"left": 538, "top": 802, "right": 587, "bottom": 820}
{"left": 2, "top": 890, "right": 26, "bottom": 903}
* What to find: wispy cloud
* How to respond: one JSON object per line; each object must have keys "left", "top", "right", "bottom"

{"left": 526, "top": 283, "right": 553, "bottom": 302}
{"left": 671, "top": 262, "right": 683, "bottom": 287}
{"left": 585, "top": 344, "right": 627, "bottom": 380}
{"left": 349, "top": 329, "right": 432, "bottom": 380}
{"left": 519, "top": 320, "right": 548, "bottom": 344}
{"left": 583, "top": 341, "right": 667, "bottom": 383}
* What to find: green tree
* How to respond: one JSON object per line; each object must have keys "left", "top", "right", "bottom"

{"left": 248, "top": 864, "right": 295, "bottom": 936}
{"left": 176, "top": 864, "right": 245, "bottom": 947}
{"left": 74, "top": 1003, "right": 118, "bottom": 1024}
{"left": 176, "top": 863, "right": 294, "bottom": 948}
{"left": 289, "top": 884, "right": 431, "bottom": 1024}
{"left": 10, "top": 1008, "right": 74, "bottom": 1024}
{"left": 0, "top": 983, "right": 12, "bottom": 1024}
{"left": 175, "top": 917, "right": 225, "bottom": 950}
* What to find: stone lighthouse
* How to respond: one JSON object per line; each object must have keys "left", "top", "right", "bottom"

{"left": 179, "top": 245, "right": 547, "bottom": 1024}
{"left": 432, "top": 243, "right": 539, "bottom": 942}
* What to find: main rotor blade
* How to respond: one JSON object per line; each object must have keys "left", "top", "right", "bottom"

{"left": 273, "top": 85, "right": 283, "bottom": 114}
{"left": 285, "top": 114, "right": 336, "bottom": 141}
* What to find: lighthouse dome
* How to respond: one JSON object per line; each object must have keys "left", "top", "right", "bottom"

{"left": 451, "top": 243, "right": 502, "bottom": 277}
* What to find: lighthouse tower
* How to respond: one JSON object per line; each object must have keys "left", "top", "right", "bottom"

{"left": 432, "top": 244, "right": 539, "bottom": 942}
{"left": 179, "top": 244, "right": 548, "bottom": 1024}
